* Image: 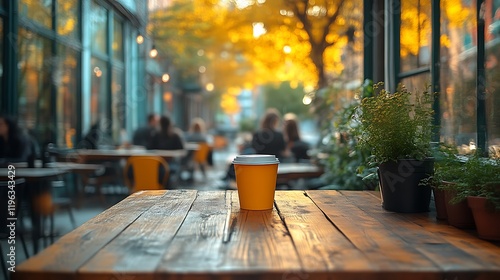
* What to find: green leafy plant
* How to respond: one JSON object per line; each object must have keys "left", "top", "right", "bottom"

{"left": 446, "top": 152, "right": 500, "bottom": 211}
{"left": 355, "top": 83, "right": 435, "bottom": 166}
{"left": 318, "top": 80, "right": 375, "bottom": 190}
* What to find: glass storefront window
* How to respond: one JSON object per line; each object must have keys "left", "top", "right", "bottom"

{"left": 0, "top": 19, "right": 3, "bottom": 97}
{"left": 400, "top": 1, "right": 431, "bottom": 73}
{"left": 90, "top": 1, "right": 107, "bottom": 54}
{"left": 56, "top": 44, "right": 79, "bottom": 148}
{"left": 19, "top": 0, "right": 52, "bottom": 29}
{"left": 439, "top": 2, "right": 476, "bottom": 152}
{"left": 486, "top": 1, "right": 500, "bottom": 157}
{"left": 113, "top": 18, "right": 123, "bottom": 61}
{"left": 57, "top": 0, "right": 79, "bottom": 38}
{"left": 112, "top": 67, "right": 125, "bottom": 143}
{"left": 17, "top": 28, "right": 53, "bottom": 145}
{"left": 90, "top": 57, "right": 109, "bottom": 129}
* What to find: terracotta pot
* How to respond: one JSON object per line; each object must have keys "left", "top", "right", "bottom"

{"left": 432, "top": 188, "right": 448, "bottom": 220}
{"left": 443, "top": 189, "right": 475, "bottom": 229}
{"left": 467, "top": 196, "right": 500, "bottom": 241}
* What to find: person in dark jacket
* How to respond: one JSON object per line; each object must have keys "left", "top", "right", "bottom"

{"left": 132, "top": 113, "right": 159, "bottom": 147}
{"left": 148, "top": 115, "right": 184, "bottom": 150}
{"left": 251, "top": 108, "right": 286, "bottom": 160}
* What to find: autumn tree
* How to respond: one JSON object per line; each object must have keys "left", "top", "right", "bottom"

{"left": 150, "top": 1, "right": 361, "bottom": 104}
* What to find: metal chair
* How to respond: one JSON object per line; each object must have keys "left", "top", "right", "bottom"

{"left": 193, "top": 142, "right": 211, "bottom": 178}
{"left": 123, "top": 156, "right": 170, "bottom": 192}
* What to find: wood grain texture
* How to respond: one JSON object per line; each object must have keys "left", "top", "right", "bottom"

{"left": 340, "top": 192, "right": 489, "bottom": 270}
{"left": 78, "top": 189, "right": 197, "bottom": 279}
{"left": 274, "top": 191, "right": 374, "bottom": 273}
{"left": 306, "top": 190, "right": 442, "bottom": 279}
{"left": 13, "top": 190, "right": 168, "bottom": 280}
{"left": 12, "top": 190, "right": 500, "bottom": 280}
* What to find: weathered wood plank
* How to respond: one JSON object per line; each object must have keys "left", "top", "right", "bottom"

{"left": 408, "top": 206, "right": 500, "bottom": 269}
{"left": 13, "top": 190, "right": 168, "bottom": 280}
{"left": 156, "top": 191, "right": 231, "bottom": 275}
{"left": 77, "top": 189, "right": 198, "bottom": 280}
{"left": 306, "top": 190, "right": 442, "bottom": 279}
{"left": 220, "top": 190, "right": 301, "bottom": 273}
{"left": 273, "top": 191, "right": 374, "bottom": 273}
{"left": 340, "top": 191, "right": 493, "bottom": 273}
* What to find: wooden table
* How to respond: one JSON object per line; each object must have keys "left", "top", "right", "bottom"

{"left": 13, "top": 190, "right": 500, "bottom": 280}
{"left": 63, "top": 149, "right": 188, "bottom": 163}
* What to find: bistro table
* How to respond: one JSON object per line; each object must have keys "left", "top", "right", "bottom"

{"left": 276, "top": 162, "right": 324, "bottom": 187}
{"left": 63, "top": 149, "right": 189, "bottom": 163}
{"left": 13, "top": 189, "right": 500, "bottom": 280}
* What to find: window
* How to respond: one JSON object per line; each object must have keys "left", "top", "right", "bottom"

{"left": 90, "top": 2, "right": 107, "bottom": 54}
{"left": 57, "top": 0, "right": 79, "bottom": 38}
{"left": 17, "top": 29, "right": 53, "bottom": 144}
{"left": 112, "top": 67, "right": 125, "bottom": 142}
{"left": 400, "top": 1, "right": 432, "bottom": 73}
{"left": 56, "top": 44, "right": 79, "bottom": 148}
{"left": 0, "top": 19, "right": 3, "bottom": 97}
{"left": 113, "top": 18, "right": 123, "bottom": 61}
{"left": 90, "top": 57, "right": 109, "bottom": 126}
{"left": 19, "top": 0, "right": 52, "bottom": 29}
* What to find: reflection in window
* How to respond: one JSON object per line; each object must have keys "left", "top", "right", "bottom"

{"left": 17, "top": 29, "right": 53, "bottom": 144}
{"left": 19, "top": 0, "right": 52, "bottom": 29}
{"left": 56, "top": 44, "right": 79, "bottom": 148}
{"left": 57, "top": 0, "right": 78, "bottom": 38}
{"left": 113, "top": 18, "right": 123, "bottom": 61}
{"left": 91, "top": 1, "right": 107, "bottom": 54}
{"left": 400, "top": 0, "right": 431, "bottom": 73}
{"left": 112, "top": 67, "right": 125, "bottom": 142}
{"left": 439, "top": 2, "right": 476, "bottom": 152}
{"left": 90, "top": 57, "right": 109, "bottom": 128}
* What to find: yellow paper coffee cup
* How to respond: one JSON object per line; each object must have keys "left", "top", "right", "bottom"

{"left": 233, "top": 154, "right": 279, "bottom": 210}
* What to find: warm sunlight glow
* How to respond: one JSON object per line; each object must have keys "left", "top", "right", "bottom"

{"left": 206, "top": 83, "right": 215, "bottom": 91}
{"left": 150, "top": 47, "right": 158, "bottom": 58}
{"left": 283, "top": 45, "right": 291, "bottom": 54}
{"left": 302, "top": 94, "right": 312, "bottom": 105}
{"left": 162, "top": 74, "right": 170, "bottom": 83}
{"left": 136, "top": 35, "right": 144, "bottom": 44}
{"left": 253, "top": 22, "right": 266, "bottom": 38}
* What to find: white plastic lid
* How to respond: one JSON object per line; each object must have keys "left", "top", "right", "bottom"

{"left": 232, "top": 154, "right": 279, "bottom": 165}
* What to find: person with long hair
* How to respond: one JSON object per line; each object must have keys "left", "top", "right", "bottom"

{"left": 251, "top": 108, "right": 286, "bottom": 160}
{"left": 283, "top": 113, "right": 310, "bottom": 163}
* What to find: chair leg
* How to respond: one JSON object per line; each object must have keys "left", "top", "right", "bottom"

{"left": 50, "top": 213, "right": 55, "bottom": 244}
{"left": 68, "top": 207, "right": 77, "bottom": 229}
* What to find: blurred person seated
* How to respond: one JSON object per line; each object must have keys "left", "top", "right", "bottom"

{"left": 180, "top": 118, "right": 211, "bottom": 182}
{"left": 148, "top": 115, "right": 184, "bottom": 185}
{"left": 0, "top": 114, "right": 33, "bottom": 166}
{"left": 132, "top": 113, "right": 159, "bottom": 148}
{"left": 251, "top": 108, "right": 286, "bottom": 160}
{"left": 283, "top": 113, "right": 310, "bottom": 163}
{"left": 148, "top": 115, "right": 184, "bottom": 150}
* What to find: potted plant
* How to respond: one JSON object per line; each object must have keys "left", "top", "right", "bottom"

{"left": 427, "top": 145, "right": 475, "bottom": 227}
{"left": 355, "top": 83, "right": 435, "bottom": 213}
{"left": 453, "top": 154, "right": 500, "bottom": 239}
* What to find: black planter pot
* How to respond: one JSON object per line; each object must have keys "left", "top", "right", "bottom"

{"left": 378, "top": 159, "right": 434, "bottom": 213}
